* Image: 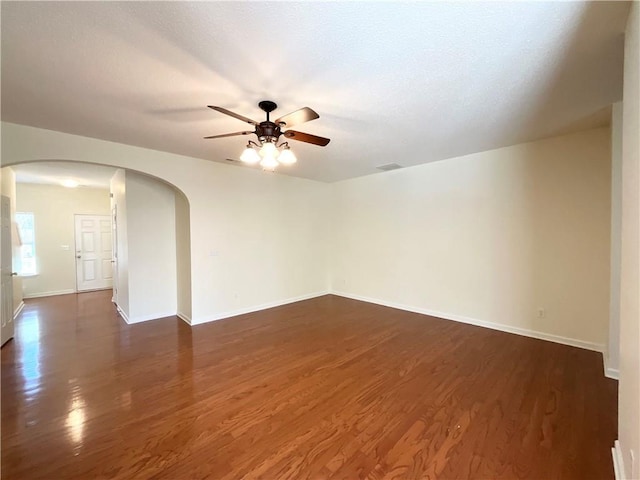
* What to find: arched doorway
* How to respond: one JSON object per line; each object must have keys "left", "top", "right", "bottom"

{"left": 1, "top": 160, "right": 192, "bottom": 325}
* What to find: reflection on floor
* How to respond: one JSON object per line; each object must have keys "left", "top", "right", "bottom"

{"left": 1, "top": 290, "right": 618, "bottom": 479}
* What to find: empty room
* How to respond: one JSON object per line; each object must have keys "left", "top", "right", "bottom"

{"left": 1, "top": 1, "right": 639, "bottom": 479}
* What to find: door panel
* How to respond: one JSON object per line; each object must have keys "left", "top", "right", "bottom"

{"left": 81, "top": 232, "right": 95, "bottom": 252}
{"left": 83, "top": 260, "right": 96, "bottom": 281}
{"left": 1, "top": 196, "right": 15, "bottom": 346}
{"left": 102, "top": 259, "right": 113, "bottom": 279}
{"left": 75, "top": 215, "right": 113, "bottom": 291}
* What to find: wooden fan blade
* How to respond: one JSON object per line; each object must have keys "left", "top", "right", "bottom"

{"left": 203, "top": 131, "right": 253, "bottom": 139}
{"left": 208, "top": 106, "right": 258, "bottom": 125}
{"left": 283, "top": 130, "right": 330, "bottom": 146}
{"left": 274, "top": 107, "right": 319, "bottom": 128}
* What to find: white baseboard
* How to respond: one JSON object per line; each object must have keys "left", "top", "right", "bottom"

{"left": 23, "top": 289, "right": 76, "bottom": 299}
{"left": 330, "top": 291, "right": 606, "bottom": 353}
{"left": 125, "top": 311, "right": 177, "bottom": 324}
{"left": 115, "top": 305, "right": 129, "bottom": 323}
{"left": 77, "top": 287, "right": 112, "bottom": 293}
{"left": 613, "top": 440, "right": 625, "bottom": 480}
{"left": 190, "top": 291, "right": 329, "bottom": 326}
{"left": 114, "top": 301, "right": 177, "bottom": 325}
{"left": 603, "top": 353, "right": 620, "bottom": 380}
{"left": 13, "top": 301, "right": 25, "bottom": 319}
{"left": 605, "top": 366, "right": 620, "bottom": 380}
{"left": 177, "top": 312, "right": 192, "bottom": 325}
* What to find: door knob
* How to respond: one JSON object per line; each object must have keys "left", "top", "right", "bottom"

{"left": 10, "top": 272, "right": 17, "bottom": 276}
{"left": 76, "top": 255, "right": 81, "bottom": 259}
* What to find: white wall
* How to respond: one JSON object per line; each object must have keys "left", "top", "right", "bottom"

{"left": 618, "top": 3, "right": 640, "bottom": 479}
{"left": 110, "top": 169, "right": 129, "bottom": 318}
{"left": 331, "top": 128, "right": 611, "bottom": 350}
{"left": 0, "top": 167, "right": 24, "bottom": 315}
{"left": 15, "top": 183, "right": 110, "bottom": 298}
{"left": 126, "top": 171, "right": 177, "bottom": 322}
{"left": 175, "top": 190, "right": 192, "bottom": 321}
{"left": 188, "top": 170, "right": 329, "bottom": 324}
{"left": 110, "top": 169, "right": 180, "bottom": 323}
{"left": 609, "top": 102, "right": 623, "bottom": 379}
{"left": 0, "top": 123, "right": 614, "bottom": 352}
{"left": 2, "top": 123, "right": 331, "bottom": 324}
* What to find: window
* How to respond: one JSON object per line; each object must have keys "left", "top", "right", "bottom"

{"left": 16, "top": 212, "right": 37, "bottom": 276}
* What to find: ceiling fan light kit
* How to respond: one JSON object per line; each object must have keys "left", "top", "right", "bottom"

{"left": 205, "top": 100, "right": 330, "bottom": 171}
{"left": 278, "top": 146, "right": 297, "bottom": 165}
{"left": 239, "top": 144, "right": 261, "bottom": 164}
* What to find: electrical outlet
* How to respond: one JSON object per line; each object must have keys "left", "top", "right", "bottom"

{"left": 537, "top": 308, "right": 546, "bottom": 318}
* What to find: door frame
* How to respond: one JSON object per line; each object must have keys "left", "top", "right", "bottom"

{"left": 111, "top": 205, "right": 118, "bottom": 303}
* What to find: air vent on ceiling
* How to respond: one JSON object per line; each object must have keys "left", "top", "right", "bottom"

{"left": 376, "top": 163, "right": 403, "bottom": 171}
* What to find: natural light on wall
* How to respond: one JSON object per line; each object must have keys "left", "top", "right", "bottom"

{"left": 16, "top": 212, "right": 37, "bottom": 275}
{"left": 61, "top": 179, "right": 79, "bottom": 188}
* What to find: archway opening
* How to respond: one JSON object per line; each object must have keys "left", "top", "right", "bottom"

{"left": 1, "top": 160, "right": 192, "bottom": 325}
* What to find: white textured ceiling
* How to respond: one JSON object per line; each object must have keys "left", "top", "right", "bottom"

{"left": 1, "top": 1, "right": 630, "bottom": 182}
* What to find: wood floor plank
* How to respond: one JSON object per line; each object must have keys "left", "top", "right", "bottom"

{"left": 1, "top": 291, "right": 617, "bottom": 479}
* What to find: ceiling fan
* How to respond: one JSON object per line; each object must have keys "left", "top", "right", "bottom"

{"left": 204, "top": 100, "right": 330, "bottom": 170}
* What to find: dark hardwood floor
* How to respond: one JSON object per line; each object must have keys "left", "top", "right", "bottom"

{"left": 1, "top": 291, "right": 617, "bottom": 479}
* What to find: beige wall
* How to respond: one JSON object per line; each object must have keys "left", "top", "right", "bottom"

{"left": 16, "top": 183, "right": 110, "bottom": 298}
{"left": 1, "top": 122, "right": 616, "bottom": 350}
{"left": 126, "top": 171, "right": 177, "bottom": 322}
{"left": 110, "top": 169, "right": 187, "bottom": 323}
{"left": 0, "top": 167, "right": 24, "bottom": 315}
{"left": 331, "top": 128, "right": 611, "bottom": 350}
{"left": 110, "top": 170, "right": 129, "bottom": 317}
{"left": 3, "top": 123, "right": 612, "bottom": 348}
{"left": 609, "top": 102, "right": 623, "bottom": 379}
{"left": 618, "top": 2, "right": 640, "bottom": 479}
{"left": 2, "top": 122, "right": 331, "bottom": 324}
{"left": 175, "top": 190, "right": 192, "bottom": 321}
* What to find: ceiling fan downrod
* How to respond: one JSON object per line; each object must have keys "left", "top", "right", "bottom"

{"left": 256, "top": 101, "right": 280, "bottom": 142}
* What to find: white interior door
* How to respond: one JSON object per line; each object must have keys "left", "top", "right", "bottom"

{"left": 1, "top": 196, "right": 16, "bottom": 346}
{"left": 75, "top": 214, "right": 113, "bottom": 292}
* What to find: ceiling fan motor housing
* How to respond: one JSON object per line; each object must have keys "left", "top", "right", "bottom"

{"left": 256, "top": 122, "right": 281, "bottom": 143}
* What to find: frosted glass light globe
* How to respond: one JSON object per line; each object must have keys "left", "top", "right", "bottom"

{"left": 259, "top": 142, "right": 278, "bottom": 158}
{"left": 278, "top": 148, "right": 297, "bottom": 165}
{"left": 240, "top": 147, "right": 260, "bottom": 164}
{"left": 260, "top": 155, "right": 279, "bottom": 171}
